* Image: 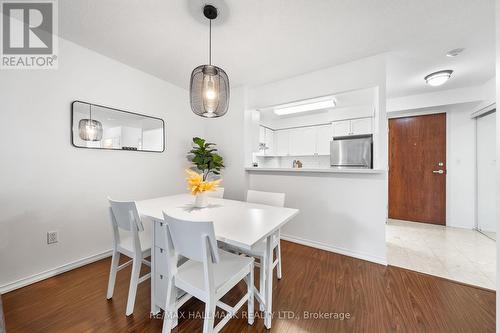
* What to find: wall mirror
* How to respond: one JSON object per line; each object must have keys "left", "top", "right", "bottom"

{"left": 71, "top": 101, "right": 165, "bottom": 152}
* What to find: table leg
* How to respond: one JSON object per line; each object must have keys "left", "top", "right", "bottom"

{"left": 151, "top": 220, "right": 160, "bottom": 315}
{"left": 264, "top": 233, "right": 274, "bottom": 329}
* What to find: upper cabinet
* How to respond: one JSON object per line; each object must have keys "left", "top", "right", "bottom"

{"left": 275, "top": 129, "right": 290, "bottom": 156}
{"left": 258, "top": 126, "right": 275, "bottom": 155}
{"left": 350, "top": 118, "right": 373, "bottom": 135}
{"left": 316, "top": 125, "right": 332, "bottom": 155}
{"left": 258, "top": 117, "right": 372, "bottom": 157}
{"left": 332, "top": 120, "right": 350, "bottom": 137}
{"left": 289, "top": 127, "right": 316, "bottom": 156}
{"left": 332, "top": 117, "right": 373, "bottom": 137}
{"left": 273, "top": 125, "right": 331, "bottom": 156}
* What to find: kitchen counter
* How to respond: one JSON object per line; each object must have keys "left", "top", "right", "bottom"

{"left": 245, "top": 167, "right": 386, "bottom": 174}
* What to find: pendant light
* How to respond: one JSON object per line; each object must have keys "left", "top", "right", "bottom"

{"left": 189, "top": 4, "right": 230, "bottom": 118}
{"left": 78, "top": 103, "right": 103, "bottom": 141}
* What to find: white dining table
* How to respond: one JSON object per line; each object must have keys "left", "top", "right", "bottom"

{"left": 136, "top": 193, "right": 299, "bottom": 329}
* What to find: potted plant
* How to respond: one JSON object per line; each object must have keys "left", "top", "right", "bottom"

{"left": 187, "top": 137, "right": 224, "bottom": 207}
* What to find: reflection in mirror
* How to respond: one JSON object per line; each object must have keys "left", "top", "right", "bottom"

{"left": 72, "top": 101, "right": 165, "bottom": 152}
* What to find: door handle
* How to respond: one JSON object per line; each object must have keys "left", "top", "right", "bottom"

{"left": 432, "top": 170, "right": 444, "bottom": 174}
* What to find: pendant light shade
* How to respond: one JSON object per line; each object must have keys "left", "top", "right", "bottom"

{"left": 190, "top": 64, "right": 229, "bottom": 117}
{"left": 189, "top": 5, "right": 230, "bottom": 118}
{"left": 78, "top": 104, "right": 103, "bottom": 141}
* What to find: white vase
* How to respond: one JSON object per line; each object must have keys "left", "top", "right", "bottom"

{"left": 194, "top": 192, "right": 209, "bottom": 208}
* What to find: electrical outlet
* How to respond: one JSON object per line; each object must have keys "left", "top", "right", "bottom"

{"left": 47, "top": 231, "right": 58, "bottom": 244}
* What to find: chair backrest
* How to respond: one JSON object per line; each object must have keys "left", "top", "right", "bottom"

{"left": 163, "top": 212, "right": 219, "bottom": 264}
{"left": 108, "top": 198, "right": 144, "bottom": 232}
{"left": 207, "top": 187, "right": 224, "bottom": 198}
{"left": 246, "top": 190, "right": 285, "bottom": 207}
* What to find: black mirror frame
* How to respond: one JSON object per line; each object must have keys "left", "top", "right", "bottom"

{"left": 70, "top": 100, "right": 166, "bottom": 153}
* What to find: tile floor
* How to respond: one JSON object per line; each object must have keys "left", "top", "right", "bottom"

{"left": 386, "top": 219, "right": 496, "bottom": 290}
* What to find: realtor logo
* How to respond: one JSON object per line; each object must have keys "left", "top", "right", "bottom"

{"left": 1, "top": 0, "right": 58, "bottom": 69}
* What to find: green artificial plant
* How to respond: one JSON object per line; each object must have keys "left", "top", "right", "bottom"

{"left": 188, "top": 137, "right": 225, "bottom": 181}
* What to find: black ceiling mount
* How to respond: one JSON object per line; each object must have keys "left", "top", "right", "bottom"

{"left": 203, "top": 4, "right": 218, "bottom": 20}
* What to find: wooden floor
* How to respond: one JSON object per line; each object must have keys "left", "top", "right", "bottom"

{"left": 3, "top": 241, "right": 496, "bottom": 332}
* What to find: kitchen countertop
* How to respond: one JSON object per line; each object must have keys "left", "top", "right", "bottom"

{"left": 245, "top": 167, "right": 386, "bottom": 174}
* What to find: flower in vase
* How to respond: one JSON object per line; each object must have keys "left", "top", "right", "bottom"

{"left": 186, "top": 169, "right": 221, "bottom": 196}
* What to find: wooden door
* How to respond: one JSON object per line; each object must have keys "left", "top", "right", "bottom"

{"left": 389, "top": 113, "right": 446, "bottom": 225}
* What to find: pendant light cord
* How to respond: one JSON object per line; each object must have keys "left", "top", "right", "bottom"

{"left": 209, "top": 19, "right": 212, "bottom": 65}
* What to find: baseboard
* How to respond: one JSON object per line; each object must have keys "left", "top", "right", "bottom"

{"left": 281, "top": 234, "right": 387, "bottom": 266}
{"left": 0, "top": 250, "right": 112, "bottom": 294}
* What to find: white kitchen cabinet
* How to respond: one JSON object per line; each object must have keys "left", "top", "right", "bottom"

{"left": 275, "top": 129, "right": 290, "bottom": 156}
{"left": 258, "top": 126, "right": 274, "bottom": 155}
{"left": 350, "top": 117, "right": 372, "bottom": 135}
{"left": 332, "top": 120, "right": 351, "bottom": 137}
{"left": 289, "top": 127, "right": 316, "bottom": 156}
{"left": 333, "top": 117, "right": 373, "bottom": 137}
{"left": 265, "top": 128, "right": 274, "bottom": 155}
{"left": 315, "top": 125, "right": 332, "bottom": 155}
{"left": 259, "top": 126, "right": 266, "bottom": 144}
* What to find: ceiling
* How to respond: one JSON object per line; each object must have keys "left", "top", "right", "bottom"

{"left": 59, "top": 0, "right": 495, "bottom": 98}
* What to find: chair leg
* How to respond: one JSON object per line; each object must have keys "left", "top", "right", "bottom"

{"left": 276, "top": 241, "right": 282, "bottom": 280}
{"left": 162, "top": 278, "right": 176, "bottom": 333}
{"left": 202, "top": 298, "right": 216, "bottom": 333}
{"left": 106, "top": 250, "right": 120, "bottom": 299}
{"left": 247, "top": 266, "right": 254, "bottom": 325}
{"left": 259, "top": 255, "right": 266, "bottom": 312}
{"left": 126, "top": 257, "right": 141, "bottom": 316}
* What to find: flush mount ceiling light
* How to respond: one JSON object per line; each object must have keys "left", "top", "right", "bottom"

{"left": 424, "top": 70, "right": 453, "bottom": 87}
{"left": 273, "top": 99, "right": 336, "bottom": 116}
{"left": 79, "top": 104, "right": 103, "bottom": 141}
{"left": 189, "top": 4, "right": 229, "bottom": 118}
{"left": 446, "top": 48, "right": 465, "bottom": 57}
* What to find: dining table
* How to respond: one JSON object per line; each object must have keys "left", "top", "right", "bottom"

{"left": 136, "top": 193, "right": 299, "bottom": 329}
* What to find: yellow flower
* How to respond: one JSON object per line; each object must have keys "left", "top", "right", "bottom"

{"left": 186, "top": 169, "right": 221, "bottom": 195}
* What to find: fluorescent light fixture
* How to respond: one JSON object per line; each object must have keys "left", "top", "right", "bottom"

{"left": 425, "top": 70, "right": 453, "bottom": 87}
{"left": 274, "top": 99, "right": 336, "bottom": 116}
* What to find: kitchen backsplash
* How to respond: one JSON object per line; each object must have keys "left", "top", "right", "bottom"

{"left": 256, "top": 155, "right": 330, "bottom": 168}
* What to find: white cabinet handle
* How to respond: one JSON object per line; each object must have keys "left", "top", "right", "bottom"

{"left": 432, "top": 170, "right": 444, "bottom": 174}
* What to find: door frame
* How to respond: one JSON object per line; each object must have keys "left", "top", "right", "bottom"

{"left": 387, "top": 111, "right": 448, "bottom": 225}
{"left": 473, "top": 106, "right": 496, "bottom": 238}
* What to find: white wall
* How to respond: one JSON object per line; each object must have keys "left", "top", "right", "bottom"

{"left": 495, "top": 0, "right": 499, "bottom": 326}
{"left": 387, "top": 78, "right": 495, "bottom": 113}
{"left": 203, "top": 87, "right": 248, "bottom": 201}
{"left": 0, "top": 38, "right": 204, "bottom": 291}
{"left": 206, "top": 55, "right": 388, "bottom": 264}
{"left": 476, "top": 112, "right": 497, "bottom": 233}
{"left": 447, "top": 107, "right": 477, "bottom": 229}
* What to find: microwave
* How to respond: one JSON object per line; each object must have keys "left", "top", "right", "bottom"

{"left": 330, "top": 134, "right": 373, "bottom": 168}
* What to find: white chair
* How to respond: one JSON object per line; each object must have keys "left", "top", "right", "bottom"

{"left": 207, "top": 187, "right": 224, "bottom": 198}
{"left": 229, "top": 190, "right": 285, "bottom": 311}
{"left": 161, "top": 213, "right": 254, "bottom": 333}
{"left": 106, "top": 198, "right": 152, "bottom": 316}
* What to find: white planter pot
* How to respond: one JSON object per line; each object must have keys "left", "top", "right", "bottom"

{"left": 194, "top": 192, "right": 209, "bottom": 208}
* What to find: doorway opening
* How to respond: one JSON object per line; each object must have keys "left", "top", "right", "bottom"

{"left": 475, "top": 109, "right": 496, "bottom": 240}
{"left": 386, "top": 109, "right": 496, "bottom": 290}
